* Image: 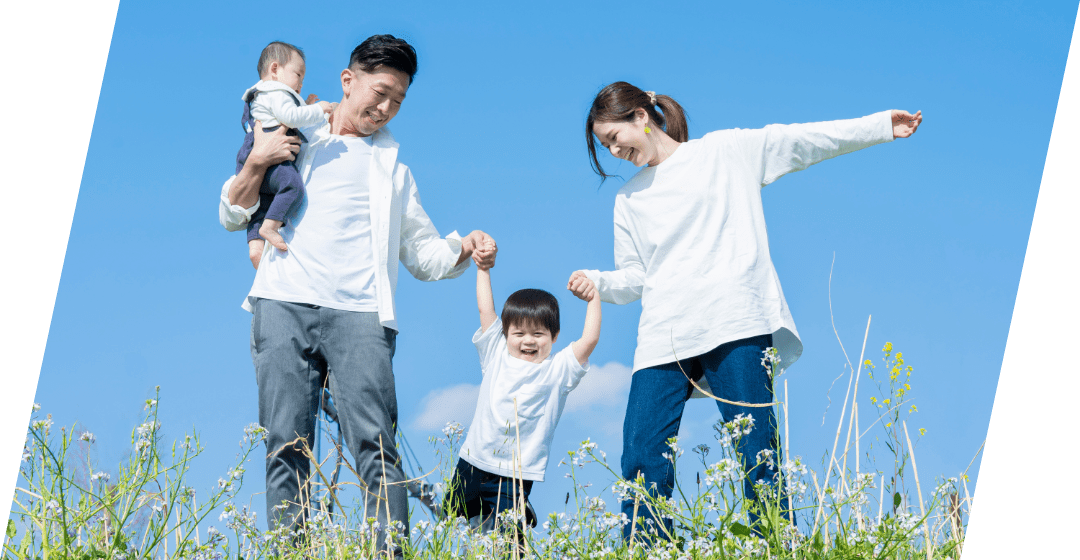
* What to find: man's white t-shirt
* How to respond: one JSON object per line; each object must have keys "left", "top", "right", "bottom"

{"left": 247, "top": 134, "right": 379, "bottom": 311}
{"left": 459, "top": 318, "right": 589, "bottom": 481}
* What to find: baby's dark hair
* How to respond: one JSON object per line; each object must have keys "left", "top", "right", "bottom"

{"left": 257, "top": 41, "right": 304, "bottom": 78}
{"left": 501, "top": 289, "right": 560, "bottom": 339}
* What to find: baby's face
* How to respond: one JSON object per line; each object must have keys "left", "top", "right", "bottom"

{"left": 271, "top": 52, "right": 306, "bottom": 94}
{"left": 506, "top": 321, "right": 556, "bottom": 364}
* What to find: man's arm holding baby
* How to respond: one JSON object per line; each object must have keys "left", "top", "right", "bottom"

{"left": 568, "top": 275, "right": 602, "bottom": 366}
{"left": 226, "top": 124, "right": 300, "bottom": 211}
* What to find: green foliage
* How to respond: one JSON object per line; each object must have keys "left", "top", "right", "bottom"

{"left": 5, "top": 344, "right": 970, "bottom": 559}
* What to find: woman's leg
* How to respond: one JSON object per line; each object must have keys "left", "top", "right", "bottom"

{"left": 698, "top": 334, "right": 789, "bottom": 528}
{"left": 620, "top": 363, "right": 695, "bottom": 541}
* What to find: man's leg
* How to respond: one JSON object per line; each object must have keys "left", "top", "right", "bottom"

{"left": 251, "top": 299, "right": 325, "bottom": 530}
{"left": 620, "top": 363, "right": 695, "bottom": 542}
{"left": 698, "top": 334, "right": 788, "bottom": 528}
{"left": 321, "top": 310, "right": 406, "bottom": 549}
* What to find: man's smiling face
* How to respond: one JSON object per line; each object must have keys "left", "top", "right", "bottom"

{"left": 335, "top": 65, "right": 409, "bottom": 137}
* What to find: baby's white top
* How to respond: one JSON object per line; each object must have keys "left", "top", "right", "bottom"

{"left": 241, "top": 80, "right": 327, "bottom": 130}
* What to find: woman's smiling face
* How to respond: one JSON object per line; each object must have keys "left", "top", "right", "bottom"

{"left": 593, "top": 109, "right": 654, "bottom": 167}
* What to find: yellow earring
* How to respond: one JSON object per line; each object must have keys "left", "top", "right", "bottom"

{"left": 644, "top": 126, "right": 652, "bottom": 133}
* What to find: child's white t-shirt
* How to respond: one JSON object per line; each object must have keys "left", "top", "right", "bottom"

{"left": 459, "top": 318, "right": 589, "bottom": 481}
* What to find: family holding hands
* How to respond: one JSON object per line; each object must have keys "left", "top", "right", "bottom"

{"left": 217, "top": 35, "right": 922, "bottom": 547}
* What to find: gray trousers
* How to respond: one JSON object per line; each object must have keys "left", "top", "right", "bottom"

{"left": 251, "top": 298, "right": 407, "bottom": 540}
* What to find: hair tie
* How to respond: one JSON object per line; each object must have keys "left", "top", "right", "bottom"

{"left": 644, "top": 91, "right": 657, "bottom": 105}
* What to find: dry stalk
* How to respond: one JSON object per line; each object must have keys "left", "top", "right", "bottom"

{"left": 902, "top": 421, "right": 931, "bottom": 560}
{"left": 854, "top": 401, "right": 863, "bottom": 531}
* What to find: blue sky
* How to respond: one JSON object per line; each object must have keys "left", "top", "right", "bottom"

{"left": 28, "top": 0, "right": 1076, "bottom": 531}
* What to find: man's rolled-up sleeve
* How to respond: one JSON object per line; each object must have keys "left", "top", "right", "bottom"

{"left": 398, "top": 169, "right": 470, "bottom": 281}
{"left": 219, "top": 176, "right": 260, "bottom": 231}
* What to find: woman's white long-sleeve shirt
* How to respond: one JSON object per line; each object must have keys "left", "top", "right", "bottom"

{"left": 583, "top": 111, "right": 895, "bottom": 374}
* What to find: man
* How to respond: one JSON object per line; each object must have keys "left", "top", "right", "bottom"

{"left": 218, "top": 35, "right": 496, "bottom": 543}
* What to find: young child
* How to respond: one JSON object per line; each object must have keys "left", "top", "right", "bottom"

{"left": 442, "top": 243, "right": 601, "bottom": 531}
{"left": 236, "top": 41, "right": 334, "bottom": 266}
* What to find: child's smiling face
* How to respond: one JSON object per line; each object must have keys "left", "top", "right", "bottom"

{"left": 506, "top": 321, "right": 557, "bottom": 364}
{"left": 270, "top": 52, "right": 306, "bottom": 95}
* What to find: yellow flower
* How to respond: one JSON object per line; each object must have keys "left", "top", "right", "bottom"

{"left": 910, "top": 405, "right": 917, "bottom": 413}
{"left": 870, "top": 396, "right": 877, "bottom": 403}
{"left": 883, "top": 342, "right": 893, "bottom": 353}
{"left": 864, "top": 359, "right": 872, "bottom": 367}
{"left": 886, "top": 422, "right": 893, "bottom": 428}
{"left": 883, "top": 398, "right": 891, "bottom": 405}
{"left": 904, "top": 383, "right": 910, "bottom": 391}
{"left": 919, "top": 428, "right": 926, "bottom": 436}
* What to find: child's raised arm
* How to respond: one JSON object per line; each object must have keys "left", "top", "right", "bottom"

{"left": 568, "top": 276, "right": 602, "bottom": 366}
{"left": 477, "top": 264, "right": 498, "bottom": 333}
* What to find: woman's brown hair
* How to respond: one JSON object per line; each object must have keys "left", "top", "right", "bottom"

{"left": 585, "top": 81, "right": 689, "bottom": 180}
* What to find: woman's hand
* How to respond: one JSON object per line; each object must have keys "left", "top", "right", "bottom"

{"left": 892, "top": 110, "right": 923, "bottom": 138}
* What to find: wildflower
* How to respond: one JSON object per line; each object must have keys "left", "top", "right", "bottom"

{"left": 883, "top": 398, "right": 891, "bottom": 405}
{"left": 32, "top": 403, "right": 41, "bottom": 412}
{"left": 883, "top": 342, "right": 893, "bottom": 353}
{"left": 886, "top": 422, "right": 893, "bottom": 428}
{"left": 756, "top": 448, "right": 775, "bottom": 469}
{"left": 79, "top": 431, "right": 95, "bottom": 443}
{"left": 91, "top": 471, "right": 110, "bottom": 483}
{"left": 919, "top": 427, "right": 926, "bottom": 436}
{"left": 910, "top": 404, "right": 918, "bottom": 413}
{"left": 441, "top": 421, "right": 464, "bottom": 438}
{"left": 144, "top": 398, "right": 158, "bottom": 410}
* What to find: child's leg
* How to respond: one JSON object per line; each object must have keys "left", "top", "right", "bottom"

{"left": 698, "top": 334, "right": 789, "bottom": 529}
{"left": 258, "top": 160, "right": 304, "bottom": 251}
{"left": 440, "top": 459, "right": 484, "bottom": 521}
{"left": 477, "top": 475, "right": 533, "bottom": 531}
{"left": 620, "top": 363, "right": 695, "bottom": 542}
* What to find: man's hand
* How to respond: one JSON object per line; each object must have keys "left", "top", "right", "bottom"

{"left": 891, "top": 110, "right": 922, "bottom": 138}
{"left": 249, "top": 121, "right": 301, "bottom": 168}
{"left": 567, "top": 271, "right": 597, "bottom": 302}
{"left": 228, "top": 122, "right": 302, "bottom": 208}
{"left": 458, "top": 230, "right": 497, "bottom": 268}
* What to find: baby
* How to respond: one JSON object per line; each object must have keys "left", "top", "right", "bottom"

{"left": 236, "top": 41, "right": 333, "bottom": 266}
{"left": 442, "top": 242, "right": 602, "bottom": 532}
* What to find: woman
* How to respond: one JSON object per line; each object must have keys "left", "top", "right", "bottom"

{"left": 567, "top": 81, "right": 921, "bottom": 539}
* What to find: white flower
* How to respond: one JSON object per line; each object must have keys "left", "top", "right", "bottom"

{"left": 79, "top": 431, "right": 95, "bottom": 443}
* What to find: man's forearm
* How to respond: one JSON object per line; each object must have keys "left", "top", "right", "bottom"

{"left": 228, "top": 160, "right": 268, "bottom": 209}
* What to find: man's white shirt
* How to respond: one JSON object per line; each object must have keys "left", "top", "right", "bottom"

{"left": 219, "top": 123, "right": 469, "bottom": 330}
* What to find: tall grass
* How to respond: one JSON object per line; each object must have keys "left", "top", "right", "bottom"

{"left": 6, "top": 339, "right": 974, "bottom": 559}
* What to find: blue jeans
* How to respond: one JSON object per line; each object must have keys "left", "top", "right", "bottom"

{"left": 620, "top": 334, "right": 784, "bottom": 540}
{"left": 251, "top": 299, "right": 405, "bottom": 547}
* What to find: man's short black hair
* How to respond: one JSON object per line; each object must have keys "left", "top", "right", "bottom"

{"left": 349, "top": 34, "right": 418, "bottom": 84}
{"left": 501, "top": 289, "right": 560, "bottom": 339}
{"left": 257, "top": 41, "right": 304, "bottom": 78}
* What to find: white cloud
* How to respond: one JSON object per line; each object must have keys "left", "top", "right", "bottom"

{"left": 564, "top": 361, "right": 633, "bottom": 413}
{"left": 411, "top": 383, "right": 480, "bottom": 432}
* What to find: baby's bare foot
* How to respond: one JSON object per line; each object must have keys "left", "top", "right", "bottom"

{"left": 259, "top": 220, "right": 288, "bottom": 251}
{"left": 248, "top": 238, "right": 266, "bottom": 269}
